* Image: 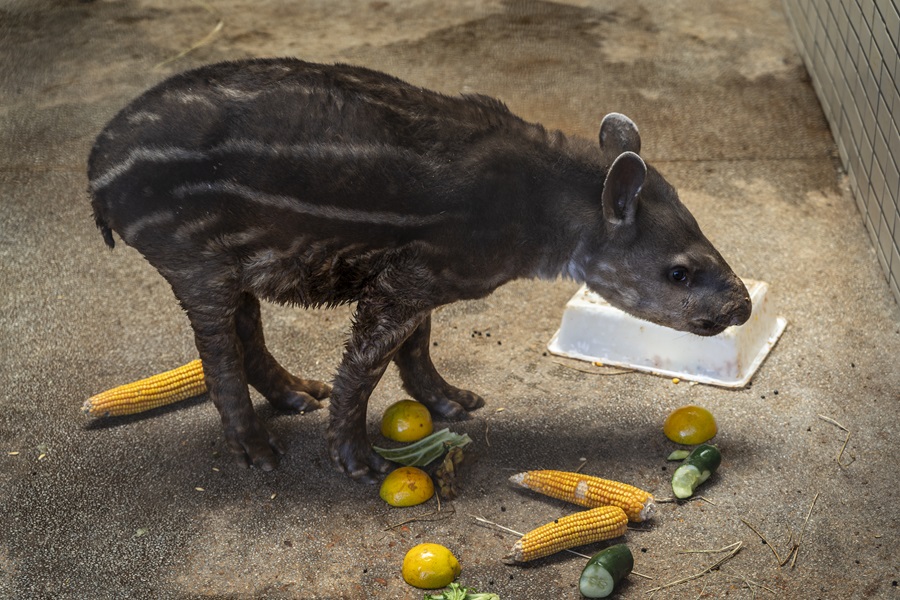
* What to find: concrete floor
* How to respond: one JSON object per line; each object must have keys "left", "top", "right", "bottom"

{"left": 1, "top": 0, "right": 898, "bottom": 598}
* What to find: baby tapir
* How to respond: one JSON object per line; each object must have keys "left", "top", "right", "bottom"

{"left": 88, "top": 58, "right": 751, "bottom": 481}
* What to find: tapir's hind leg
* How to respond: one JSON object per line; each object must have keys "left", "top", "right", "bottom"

{"left": 234, "top": 292, "right": 331, "bottom": 412}
{"left": 393, "top": 313, "right": 485, "bottom": 420}
{"left": 172, "top": 282, "right": 283, "bottom": 471}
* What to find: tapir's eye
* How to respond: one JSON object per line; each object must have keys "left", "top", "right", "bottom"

{"left": 669, "top": 267, "right": 689, "bottom": 283}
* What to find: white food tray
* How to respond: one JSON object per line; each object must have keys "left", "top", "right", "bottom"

{"left": 547, "top": 280, "right": 786, "bottom": 387}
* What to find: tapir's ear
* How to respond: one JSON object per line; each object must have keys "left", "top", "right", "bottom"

{"left": 599, "top": 113, "right": 641, "bottom": 163}
{"left": 602, "top": 151, "right": 646, "bottom": 224}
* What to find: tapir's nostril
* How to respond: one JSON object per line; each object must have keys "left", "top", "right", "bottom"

{"left": 728, "top": 296, "right": 752, "bottom": 326}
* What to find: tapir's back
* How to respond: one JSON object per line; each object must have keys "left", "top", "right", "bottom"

{"left": 95, "top": 60, "right": 517, "bottom": 155}
{"left": 89, "top": 58, "right": 530, "bottom": 221}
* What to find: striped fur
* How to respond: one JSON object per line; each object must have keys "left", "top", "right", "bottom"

{"left": 88, "top": 58, "right": 751, "bottom": 478}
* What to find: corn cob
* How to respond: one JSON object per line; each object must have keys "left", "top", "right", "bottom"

{"left": 504, "top": 505, "right": 628, "bottom": 563}
{"left": 508, "top": 470, "right": 656, "bottom": 522}
{"left": 83, "top": 359, "right": 207, "bottom": 417}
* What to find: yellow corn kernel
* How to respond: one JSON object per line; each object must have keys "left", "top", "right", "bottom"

{"left": 508, "top": 470, "right": 656, "bottom": 522}
{"left": 505, "top": 505, "right": 628, "bottom": 563}
{"left": 83, "top": 359, "right": 207, "bottom": 417}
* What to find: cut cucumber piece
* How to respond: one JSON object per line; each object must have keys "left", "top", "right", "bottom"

{"left": 671, "top": 444, "right": 721, "bottom": 499}
{"left": 671, "top": 464, "right": 702, "bottom": 498}
{"left": 667, "top": 449, "right": 690, "bottom": 461}
{"left": 579, "top": 544, "right": 634, "bottom": 598}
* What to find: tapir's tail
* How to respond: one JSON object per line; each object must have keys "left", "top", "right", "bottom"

{"left": 96, "top": 216, "right": 115, "bottom": 249}
{"left": 89, "top": 188, "right": 116, "bottom": 249}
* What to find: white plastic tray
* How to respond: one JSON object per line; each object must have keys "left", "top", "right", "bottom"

{"left": 547, "top": 280, "right": 786, "bottom": 387}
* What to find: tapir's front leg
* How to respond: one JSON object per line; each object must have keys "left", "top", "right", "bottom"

{"left": 394, "top": 313, "right": 485, "bottom": 419}
{"left": 327, "top": 298, "right": 426, "bottom": 482}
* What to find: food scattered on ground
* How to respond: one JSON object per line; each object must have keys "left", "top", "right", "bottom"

{"left": 666, "top": 449, "right": 691, "bottom": 461}
{"left": 380, "top": 466, "right": 435, "bottom": 507}
{"left": 82, "top": 359, "right": 207, "bottom": 417}
{"left": 381, "top": 399, "right": 434, "bottom": 442}
{"left": 435, "top": 446, "right": 466, "bottom": 500}
{"left": 373, "top": 428, "right": 472, "bottom": 466}
{"left": 423, "top": 582, "right": 500, "bottom": 599}
{"left": 504, "top": 505, "right": 628, "bottom": 563}
{"left": 579, "top": 543, "right": 634, "bottom": 598}
{"left": 508, "top": 470, "right": 656, "bottom": 522}
{"left": 663, "top": 405, "right": 718, "bottom": 445}
{"left": 671, "top": 444, "right": 722, "bottom": 499}
{"left": 402, "top": 543, "right": 461, "bottom": 589}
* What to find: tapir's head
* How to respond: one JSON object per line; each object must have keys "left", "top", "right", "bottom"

{"left": 579, "top": 113, "right": 751, "bottom": 336}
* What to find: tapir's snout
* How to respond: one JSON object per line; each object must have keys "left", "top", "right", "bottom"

{"left": 723, "top": 288, "right": 752, "bottom": 327}
{"left": 688, "top": 281, "right": 752, "bottom": 337}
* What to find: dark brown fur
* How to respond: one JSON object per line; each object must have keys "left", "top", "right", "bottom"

{"left": 89, "top": 59, "right": 750, "bottom": 480}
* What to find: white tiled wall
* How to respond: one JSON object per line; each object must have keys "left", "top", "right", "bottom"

{"left": 783, "top": 0, "right": 900, "bottom": 305}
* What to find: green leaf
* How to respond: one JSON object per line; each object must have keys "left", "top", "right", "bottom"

{"left": 422, "top": 583, "right": 500, "bottom": 599}
{"left": 373, "top": 428, "right": 471, "bottom": 466}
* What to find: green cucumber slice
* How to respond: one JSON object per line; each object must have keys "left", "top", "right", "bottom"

{"left": 671, "top": 464, "right": 702, "bottom": 498}
{"left": 671, "top": 444, "right": 721, "bottom": 498}
{"left": 579, "top": 544, "right": 634, "bottom": 598}
{"left": 667, "top": 449, "right": 691, "bottom": 461}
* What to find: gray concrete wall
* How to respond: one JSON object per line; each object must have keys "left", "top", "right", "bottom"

{"left": 783, "top": 0, "right": 900, "bottom": 306}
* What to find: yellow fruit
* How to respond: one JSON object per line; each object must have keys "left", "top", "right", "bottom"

{"left": 381, "top": 399, "right": 433, "bottom": 442}
{"left": 663, "top": 405, "right": 718, "bottom": 445}
{"left": 401, "top": 543, "right": 461, "bottom": 589}
{"left": 379, "top": 466, "right": 435, "bottom": 507}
